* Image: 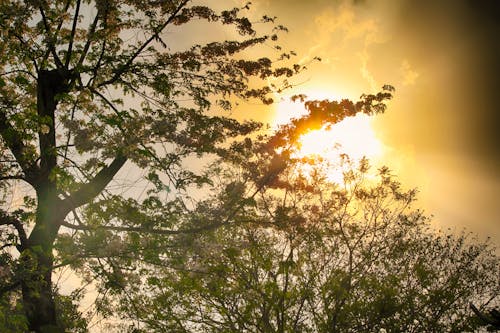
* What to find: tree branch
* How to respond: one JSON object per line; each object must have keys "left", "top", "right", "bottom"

{"left": 0, "top": 174, "right": 26, "bottom": 181}
{"left": 61, "top": 180, "right": 268, "bottom": 236}
{"left": 0, "top": 210, "right": 28, "bottom": 249}
{"left": 0, "top": 112, "right": 39, "bottom": 185}
{"left": 98, "top": 0, "right": 189, "bottom": 87}
{"left": 39, "top": 4, "right": 64, "bottom": 68}
{"left": 0, "top": 19, "right": 40, "bottom": 72}
{"left": 0, "top": 69, "right": 37, "bottom": 80}
{"left": 0, "top": 243, "right": 18, "bottom": 251}
{"left": 61, "top": 219, "right": 221, "bottom": 236}
{"left": 470, "top": 303, "right": 500, "bottom": 328}
{"left": 76, "top": 13, "right": 99, "bottom": 71}
{"left": 91, "top": 88, "right": 182, "bottom": 188}
{"left": 65, "top": 0, "right": 82, "bottom": 68}
{"left": 87, "top": 38, "right": 107, "bottom": 87}
{"left": 61, "top": 153, "right": 127, "bottom": 212}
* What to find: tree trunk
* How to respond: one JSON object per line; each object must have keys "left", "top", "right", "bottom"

{"left": 20, "top": 69, "right": 71, "bottom": 332}
{"left": 21, "top": 247, "right": 60, "bottom": 333}
{"left": 17, "top": 68, "right": 121, "bottom": 331}
{"left": 22, "top": 180, "right": 65, "bottom": 332}
{"left": 22, "top": 180, "right": 64, "bottom": 332}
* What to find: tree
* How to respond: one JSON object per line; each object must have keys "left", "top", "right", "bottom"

{"left": 0, "top": 0, "right": 395, "bottom": 331}
{"left": 116, "top": 157, "right": 499, "bottom": 333}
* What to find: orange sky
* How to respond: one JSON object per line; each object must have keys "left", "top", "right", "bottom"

{"left": 229, "top": 0, "right": 500, "bottom": 243}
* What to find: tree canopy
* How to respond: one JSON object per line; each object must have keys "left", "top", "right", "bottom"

{"left": 0, "top": 0, "right": 497, "bottom": 332}
{"left": 112, "top": 158, "right": 499, "bottom": 332}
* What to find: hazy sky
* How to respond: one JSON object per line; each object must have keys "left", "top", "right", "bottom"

{"left": 235, "top": 0, "right": 500, "bottom": 243}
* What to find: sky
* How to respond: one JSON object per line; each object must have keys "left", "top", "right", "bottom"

{"left": 233, "top": 0, "right": 500, "bottom": 243}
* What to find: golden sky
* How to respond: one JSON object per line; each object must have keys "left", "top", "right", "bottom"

{"left": 236, "top": 0, "right": 500, "bottom": 243}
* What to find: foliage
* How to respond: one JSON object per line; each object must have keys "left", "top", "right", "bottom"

{"left": 0, "top": 292, "right": 27, "bottom": 333}
{"left": 115, "top": 158, "right": 499, "bottom": 332}
{"left": 0, "top": 0, "right": 396, "bottom": 331}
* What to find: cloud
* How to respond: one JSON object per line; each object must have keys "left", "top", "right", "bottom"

{"left": 306, "top": 2, "right": 390, "bottom": 92}
{"left": 400, "top": 60, "right": 419, "bottom": 86}
{"left": 358, "top": 49, "right": 378, "bottom": 91}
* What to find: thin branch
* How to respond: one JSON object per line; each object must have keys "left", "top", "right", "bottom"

{"left": 76, "top": 13, "right": 100, "bottom": 70}
{"left": 98, "top": 0, "right": 190, "bottom": 87}
{"left": 56, "top": 152, "right": 91, "bottom": 181}
{"left": 82, "top": 3, "right": 110, "bottom": 87}
{"left": 60, "top": 178, "right": 269, "bottom": 237}
{"left": 0, "top": 174, "right": 25, "bottom": 181}
{"left": 0, "top": 69, "right": 37, "bottom": 79}
{"left": 56, "top": 143, "right": 75, "bottom": 150}
{"left": 45, "top": 0, "right": 73, "bottom": 68}
{"left": 470, "top": 303, "right": 500, "bottom": 328}
{"left": 39, "top": 4, "right": 64, "bottom": 68}
{"left": 0, "top": 243, "right": 18, "bottom": 251}
{"left": 0, "top": 23, "right": 40, "bottom": 72}
{"left": 65, "top": 0, "right": 81, "bottom": 68}
{"left": 56, "top": 156, "right": 115, "bottom": 206}
{"left": 86, "top": 39, "right": 106, "bottom": 87}
{"left": 63, "top": 100, "right": 78, "bottom": 160}
{"left": 90, "top": 88, "right": 181, "bottom": 188}
{"left": 61, "top": 220, "right": 218, "bottom": 236}
{"left": 52, "top": 239, "right": 176, "bottom": 270}
{"left": 54, "top": 0, "right": 73, "bottom": 36}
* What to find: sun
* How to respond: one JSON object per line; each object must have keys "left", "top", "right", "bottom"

{"left": 296, "top": 114, "right": 383, "bottom": 161}
{"left": 274, "top": 95, "right": 385, "bottom": 182}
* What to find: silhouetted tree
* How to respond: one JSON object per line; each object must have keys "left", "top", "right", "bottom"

{"left": 116, "top": 158, "right": 499, "bottom": 332}
{"left": 0, "top": 0, "right": 394, "bottom": 331}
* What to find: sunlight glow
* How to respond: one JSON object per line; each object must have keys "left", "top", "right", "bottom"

{"left": 274, "top": 95, "right": 385, "bottom": 183}
{"left": 297, "top": 115, "right": 383, "bottom": 183}
{"left": 296, "top": 114, "right": 382, "bottom": 161}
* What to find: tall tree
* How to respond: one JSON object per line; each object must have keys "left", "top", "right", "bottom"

{"left": 0, "top": 0, "right": 394, "bottom": 331}
{"left": 119, "top": 158, "right": 499, "bottom": 333}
